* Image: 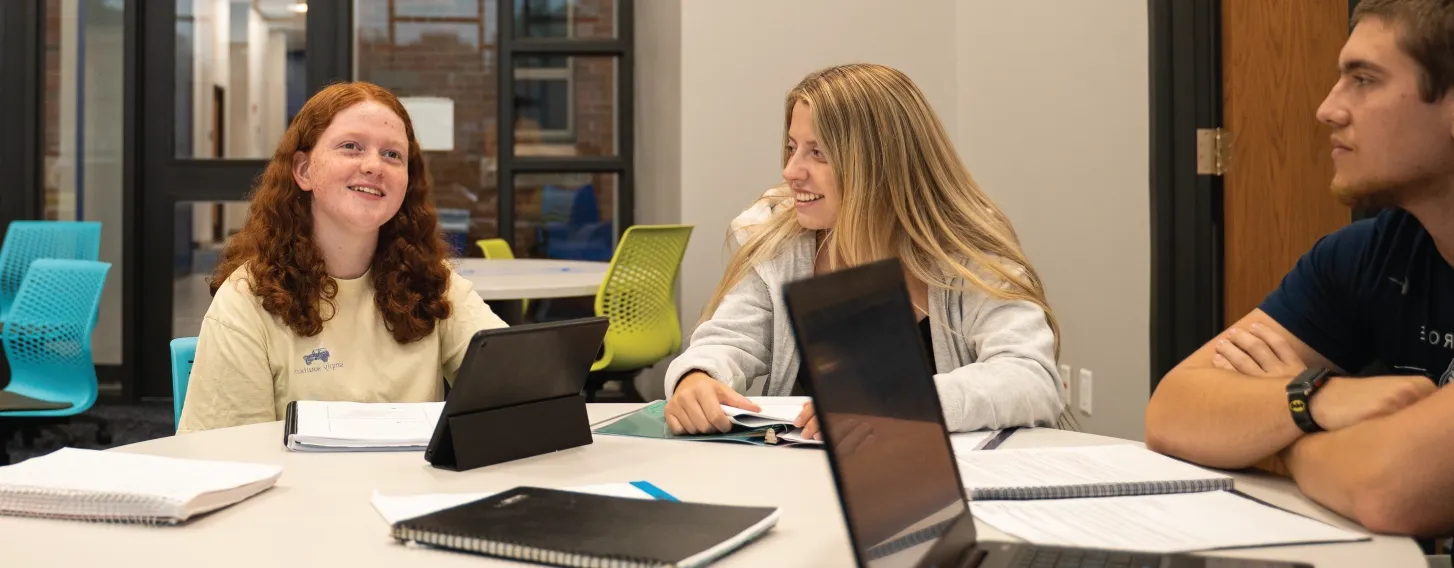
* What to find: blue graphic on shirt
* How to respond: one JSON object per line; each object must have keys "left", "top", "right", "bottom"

{"left": 303, "top": 348, "right": 331, "bottom": 366}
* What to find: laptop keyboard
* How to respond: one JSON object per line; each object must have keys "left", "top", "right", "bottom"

{"left": 1009, "top": 546, "right": 1163, "bottom": 568}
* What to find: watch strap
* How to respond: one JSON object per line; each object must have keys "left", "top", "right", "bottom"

{"left": 1287, "top": 367, "right": 1331, "bottom": 433}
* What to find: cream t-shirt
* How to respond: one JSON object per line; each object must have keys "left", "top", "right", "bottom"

{"left": 176, "top": 266, "right": 508, "bottom": 433}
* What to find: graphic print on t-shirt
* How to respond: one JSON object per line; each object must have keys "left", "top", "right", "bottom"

{"left": 296, "top": 347, "right": 344, "bottom": 375}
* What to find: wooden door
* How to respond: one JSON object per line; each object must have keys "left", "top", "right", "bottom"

{"left": 1221, "top": 0, "right": 1353, "bottom": 323}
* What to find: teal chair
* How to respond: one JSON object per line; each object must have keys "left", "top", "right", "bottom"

{"left": 0, "top": 221, "right": 102, "bottom": 322}
{"left": 0, "top": 259, "right": 112, "bottom": 462}
{"left": 170, "top": 337, "right": 198, "bottom": 429}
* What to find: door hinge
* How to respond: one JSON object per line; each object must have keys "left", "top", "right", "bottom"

{"left": 1196, "top": 128, "right": 1229, "bottom": 176}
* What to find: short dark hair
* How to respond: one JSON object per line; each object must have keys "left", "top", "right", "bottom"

{"left": 1353, "top": 0, "right": 1454, "bottom": 102}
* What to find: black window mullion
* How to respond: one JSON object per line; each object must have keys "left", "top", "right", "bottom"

{"left": 615, "top": 0, "right": 635, "bottom": 234}
{"left": 498, "top": 0, "right": 517, "bottom": 249}
{"left": 512, "top": 156, "right": 625, "bottom": 173}
{"left": 0, "top": 0, "right": 44, "bottom": 226}
{"left": 509, "top": 38, "right": 625, "bottom": 54}
{"left": 498, "top": 0, "right": 635, "bottom": 249}
{"left": 307, "top": 0, "right": 354, "bottom": 94}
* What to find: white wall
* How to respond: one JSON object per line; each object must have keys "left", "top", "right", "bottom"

{"left": 636, "top": 1, "right": 1153, "bottom": 438}
{"left": 676, "top": 0, "right": 959, "bottom": 345}
{"left": 247, "top": 6, "right": 270, "bottom": 159}
{"left": 630, "top": 0, "right": 683, "bottom": 400}
{"left": 633, "top": 0, "right": 958, "bottom": 399}
{"left": 955, "top": 2, "right": 1151, "bottom": 440}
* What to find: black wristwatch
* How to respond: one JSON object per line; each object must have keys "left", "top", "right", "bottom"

{"left": 1287, "top": 367, "right": 1332, "bottom": 433}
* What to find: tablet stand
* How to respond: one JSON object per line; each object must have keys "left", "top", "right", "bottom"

{"left": 427, "top": 394, "right": 593, "bottom": 471}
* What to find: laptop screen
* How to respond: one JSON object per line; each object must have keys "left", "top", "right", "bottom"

{"left": 784, "top": 259, "right": 974, "bottom": 568}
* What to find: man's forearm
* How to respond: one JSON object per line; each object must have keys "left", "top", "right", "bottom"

{"left": 1282, "top": 387, "right": 1454, "bottom": 536}
{"left": 1146, "top": 368, "right": 1303, "bottom": 469}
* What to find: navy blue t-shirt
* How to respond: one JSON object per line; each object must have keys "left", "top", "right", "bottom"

{"left": 1261, "top": 209, "right": 1454, "bottom": 384}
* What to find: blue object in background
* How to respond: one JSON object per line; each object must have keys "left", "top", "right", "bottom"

{"left": 539, "top": 184, "right": 613, "bottom": 261}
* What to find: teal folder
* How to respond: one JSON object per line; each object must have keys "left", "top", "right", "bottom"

{"left": 594, "top": 401, "right": 810, "bottom": 446}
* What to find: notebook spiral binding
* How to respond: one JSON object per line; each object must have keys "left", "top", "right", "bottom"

{"left": 971, "top": 478, "right": 1233, "bottom": 501}
{"left": 0, "top": 486, "right": 182, "bottom": 525}
{"left": 393, "top": 524, "right": 674, "bottom": 568}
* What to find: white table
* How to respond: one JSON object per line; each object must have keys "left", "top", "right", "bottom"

{"left": 451, "top": 258, "right": 608, "bottom": 301}
{"left": 0, "top": 405, "right": 1424, "bottom": 567}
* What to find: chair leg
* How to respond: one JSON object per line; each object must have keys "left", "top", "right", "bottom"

{"left": 0, "top": 422, "right": 14, "bottom": 466}
{"left": 583, "top": 370, "right": 645, "bottom": 404}
{"left": 18, "top": 424, "right": 37, "bottom": 448}
{"left": 67, "top": 415, "right": 111, "bottom": 446}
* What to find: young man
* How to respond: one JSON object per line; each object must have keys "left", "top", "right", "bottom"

{"left": 1145, "top": 0, "right": 1454, "bottom": 537}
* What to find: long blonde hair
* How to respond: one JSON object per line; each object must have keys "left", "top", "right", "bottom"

{"left": 704, "top": 63, "right": 1060, "bottom": 356}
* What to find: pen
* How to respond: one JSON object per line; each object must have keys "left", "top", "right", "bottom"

{"left": 978, "top": 427, "right": 1019, "bottom": 451}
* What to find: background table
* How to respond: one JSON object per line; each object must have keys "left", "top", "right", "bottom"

{"left": 451, "top": 258, "right": 608, "bottom": 301}
{"left": 0, "top": 404, "right": 1424, "bottom": 567}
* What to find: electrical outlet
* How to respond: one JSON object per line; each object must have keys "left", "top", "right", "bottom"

{"left": 1057, "top": 364, "right": 1072, "bottom": 395}
{"left": 1078, "top": 369, "right": 1093, "bottom": 415}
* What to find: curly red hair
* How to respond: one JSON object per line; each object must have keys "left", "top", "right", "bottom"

{"left": 211, "top": 81, "right": 453, "bottom": 344}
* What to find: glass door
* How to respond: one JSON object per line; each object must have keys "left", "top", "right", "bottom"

{"left": 131, "top": 0, "right": 353, "bottom": 399}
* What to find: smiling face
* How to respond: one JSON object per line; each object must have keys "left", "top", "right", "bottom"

{"left": 293, "top": 100, "right": 410, "bottom": 239}
{"left": 784, "top": 102, "right": 842, "bottom": 231}
{"left": 1316, "top": 17, "right": 1454, "bottom": 209}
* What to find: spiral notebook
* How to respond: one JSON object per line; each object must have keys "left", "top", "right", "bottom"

{"left": 391, "top": 486, "right": 779, "bottom": 568}
{"left": 284, "top": 400, "right": 444, "bottom": 451}
{"left": 0, "top": 448, "right": 282, "bottom": 525}
{"left": 956, "top": 444, "right": 1232, "bottom": 500}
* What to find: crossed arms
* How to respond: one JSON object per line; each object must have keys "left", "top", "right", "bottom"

{"left": 1145, "top": 309, "right": 1452, "bottom": 536}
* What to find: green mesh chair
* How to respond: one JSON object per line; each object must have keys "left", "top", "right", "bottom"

{"left": 585, "top": 225, "right": 693, "bottom": 402}
{"left": 477, "top": 238, "right": 530, "bottom": 319}
{"left": 476, "top": 238, "right": 514, "bottom": 260}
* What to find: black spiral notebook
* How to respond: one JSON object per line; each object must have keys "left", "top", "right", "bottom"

{"left": 390, "top": 486, "right": 780, "bottom": 568}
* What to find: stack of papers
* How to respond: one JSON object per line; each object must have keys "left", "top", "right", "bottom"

{"left": 0, "top": 448, "right": 282, "bottom": 524}
{"left": 287, "top": 401, "right": 443, "bottom": 451}
{"left": 971, "top": 490, "right": 1369, "bottom": 553}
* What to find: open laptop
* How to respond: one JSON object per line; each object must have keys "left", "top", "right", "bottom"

{"left": 424, "top": 316, "right": 609, "bottom": 467}
{"left": 782, "top": 259, "right": 1309, "bottom": 568}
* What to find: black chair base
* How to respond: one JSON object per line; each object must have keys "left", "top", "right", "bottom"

{"left": 12, "top": 415, "right": 112, "bottom": 450}
{"left": 584, "top": 369, "right": 645, "bottom": 403}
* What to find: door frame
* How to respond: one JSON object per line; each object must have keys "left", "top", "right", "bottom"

{"left": 0, "top": 0, "right": 45, "bottom": 229}
{"left": 1147, "top": 0, "right": 1363, "bottom": 391}
{"left": 129, "top": 0, "right": 354, "bottom": 400}
{"left": 1148, "top": 0, "right": 1224, "bottom": 391}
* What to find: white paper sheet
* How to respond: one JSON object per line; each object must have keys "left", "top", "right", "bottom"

{"left": 398, "top": 97, "right": 454, "bottom": 151}
{"left": 371, "top": 482, "right": 664, "bottom": 525}
{"left": 970, "top": 491, "right": 1368, "bottom": 553}
{"left": 722, "top": 396, "right": 821, "bottom": 445}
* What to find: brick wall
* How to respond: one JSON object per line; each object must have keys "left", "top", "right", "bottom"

{"left": 356, "top": 0, "right": 619, "bottom": 258}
